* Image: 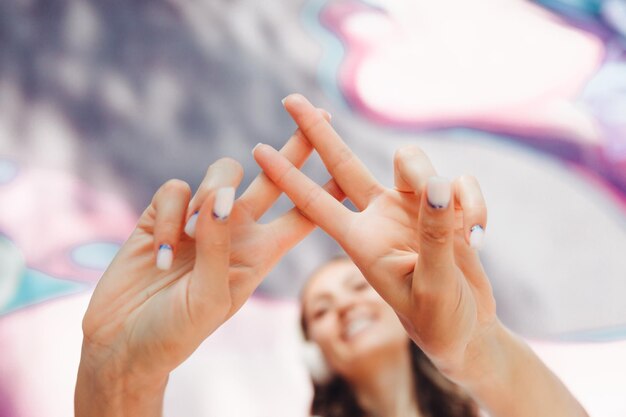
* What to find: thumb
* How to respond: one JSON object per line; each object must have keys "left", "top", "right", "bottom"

{"left": 188, "top": 187, "right": 236, "bottom": 326}
{"left": 416, "top": 177, "right": 456, "bottom": 284}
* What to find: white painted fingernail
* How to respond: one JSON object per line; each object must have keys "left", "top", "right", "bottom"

{"left": 156, "top": 244, "right": 173, "bottom": 270}
{"left": 470, "top": 225, "right": 485, "bottom": 250}
{"left": 427, "top": 177, "right": 451, "bottom": 209}
{"left": 281, "top": 97, "right": 287, "bottom": 106}
{"left": 213, "top": 187, "right": 235, "bottom": 221}
{"left": 252, "top": 143, "right": 263, "bottom": 155}
{"left": 184, "top": 211, "right": 199, "bottom": 238}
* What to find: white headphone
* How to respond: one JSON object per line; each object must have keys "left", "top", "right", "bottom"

{"left": 300, "top": 333, "right": 334, "bottom": 385}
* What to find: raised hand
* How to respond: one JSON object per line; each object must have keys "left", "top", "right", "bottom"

{"left": 253, "top": 94, "right": 496, "bottom": 374}
{"left": 76, "top": 114, "right": 344, "bottom": 416}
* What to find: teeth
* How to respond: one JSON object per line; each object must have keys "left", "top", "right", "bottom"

{"left": 345, "top": 318, "right": 373, "bottom": 339}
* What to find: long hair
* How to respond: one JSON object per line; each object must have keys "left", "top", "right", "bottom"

{"left": 301, "top": 258, "right": 479, "bottom": 417}
{"left": 307, "top": 341, "right": 479, "bottom": 417}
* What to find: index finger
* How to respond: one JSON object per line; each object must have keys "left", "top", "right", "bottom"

{"left": 282, "top": 94, "right": 382, "bottom": 210}
{"left": 238, "top": 108, "right": 331, "bottom": 221}
{"left": 253, "top": 143, "right": 352, "bottom": 243}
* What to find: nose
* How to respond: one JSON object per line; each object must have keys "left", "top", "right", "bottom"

{"left": 336, "top": 292, "right": 358, "bottom": 319}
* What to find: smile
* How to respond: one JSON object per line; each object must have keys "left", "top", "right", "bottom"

{"left": 344, "top": 317, "right": 375, "bottom": 340}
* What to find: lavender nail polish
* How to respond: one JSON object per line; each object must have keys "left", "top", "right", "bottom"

{"left": 156, "top": 244, "right": 173, "bottom": 270}
{"left": 184, "top": 211, "right": 199, "bottom": 238}
{"left": 213, "top": 187, "right": 235, "bottom": 221}
{"left": 427, "top": 177, "right": 451, "bottom": 209}
{"left": 470, "top": 225, "right": 485, "bottom": 250}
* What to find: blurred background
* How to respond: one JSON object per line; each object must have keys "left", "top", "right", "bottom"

{"left": 1, "top": 0, "right": 626, "bottom": 415}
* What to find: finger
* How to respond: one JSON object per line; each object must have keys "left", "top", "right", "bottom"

{"left": 265, "top": 178, "right": 345, "bottom": 257}
{"left": 453, "top": 175, "right": 487, "bottom": 250}
{"left": 393, "top": 145, "right": 438, "bottom": 193}
{"left": 253, "top": 143, "right": 353, "bottom": 242}
{"left": 282, "top": 94, "right": 382, "bottom": 210}
{"left": 185, "top": 158, "right": 244, "bottom": 238}
{"left": 151, "top": 179, "right": 192, "bottom": 270}
{"left": 415, "top": 177, "right": 456, "bottom": 283}
{"left": 187, "top": 186, "right": 236, "bottom": 326}
{"left": 453, "top": 233, "right": 493, "bottom": 296}
{"left": 238, "top": 108, "right": 331, "bottom": 221}
{"left": 231, "top": 178, "right": 345, "bottom": 299}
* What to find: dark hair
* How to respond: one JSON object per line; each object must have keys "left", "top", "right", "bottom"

{"left": 301, "top": 258, "right": 479, "bottom": 417}
{"left": 308, "top": 342, "right": 479, "bottom": 417}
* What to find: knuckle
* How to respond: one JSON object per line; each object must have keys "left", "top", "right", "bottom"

{"left": 331, "top": 146, "right": 354, "bottom": 172}
{"left": 215, "top": 157, "right": 244, "bottom": 175}
{"left": 299, "top": 184, "right": 322, "bottom": 212}
{"left": 210, "top": 236, "right": 230, "bottom": 252}
{"left": 301, "top": 112, "right": 327, "bottom": 137}
{"left": 395, "top": 144, "right": 424, "bottom": 163}
{"left": 156, "top": 218, "right": 180, "bottom": 237}
{"left": 274, "top": 162, "right": 295, "bottom": 187}
{"left": 161, "top": 179, "right": 191, "bottom": 196}
{"left": 420, "top": 221, "right": 451, "bottom": 246}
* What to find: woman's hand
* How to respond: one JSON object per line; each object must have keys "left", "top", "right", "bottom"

{"left": 255, "top": 94, "right": 589, "bottom": 417}
{"left": 253, "top": 94, "right": 496, "bottom": 375}
{"left": 76, "top": 116, "right": 344, "bottom": 416}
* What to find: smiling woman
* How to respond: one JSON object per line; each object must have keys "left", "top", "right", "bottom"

{"left": 301, "top": 257, "right": 478, "bottom": 417}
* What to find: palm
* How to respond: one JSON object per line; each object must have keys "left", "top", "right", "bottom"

{"left": 346, "top": 190, "right": 419, "bottom": 262}
{"left": 85, "top": 209, "right": 272, "bottom": 373}
{"left": 344, "top": 189, "right": 492, "bottom": 358}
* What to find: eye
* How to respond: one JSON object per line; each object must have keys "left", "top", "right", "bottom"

{"left": 310, "top": 306, "right": 329, "bottom": 321}
{"left": 353, "top": 280, "right": 370, "bottom": 291}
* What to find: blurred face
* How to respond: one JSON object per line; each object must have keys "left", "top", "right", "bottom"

{"left": 302, "top": 259, "right": 408, "bottom": 379}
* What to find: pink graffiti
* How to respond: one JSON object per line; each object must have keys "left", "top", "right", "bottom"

{"left": 322, "top": 0, "right": 604, "bottom": 144}
{"left": 0, "top": 161, "right": 138, "bottom": 283}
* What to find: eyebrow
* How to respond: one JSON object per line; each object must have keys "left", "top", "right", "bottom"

{"left": 306, "top": 272, "right": 366, "bottom": 309}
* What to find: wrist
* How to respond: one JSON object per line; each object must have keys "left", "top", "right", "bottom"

{"left": 439, "top": 322, "right": 589, "bottom": 417}
{"left": 438, "top": 319, "right": 511, "bottom": 388}
{"left": 75, "top": 340, "right": 169, "bottom": 417}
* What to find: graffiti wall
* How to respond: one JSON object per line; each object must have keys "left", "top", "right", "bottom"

{"left": 1, "top": 0, "right": 625, "bottom": 415}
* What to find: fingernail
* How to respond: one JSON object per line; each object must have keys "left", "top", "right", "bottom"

{"left": 470, "top": 225, "right": 485, "bottom": 250}
{"left": 281, "top": 97, "right": 287, "bottom": 106}
{"left": 427, "top": 176, "right": 451, "bottom": 209}
{"left": 184, "top": 211, "right": 199, "bottom": 238}
{"left": 252, "top": 143, "right": 263, "bottom": 155}
{"left": 156, "top": 244, "right": 173, "bottom": 270}
{"left": 213, "top": 187, "right": 235, "bottom": 221}
{"left": 321, "top": 109, "right": 332, "bottom": 121}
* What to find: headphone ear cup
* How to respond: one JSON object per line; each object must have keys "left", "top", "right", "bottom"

{"left": 301, "top": 341, "right": 334, "bottom": 385}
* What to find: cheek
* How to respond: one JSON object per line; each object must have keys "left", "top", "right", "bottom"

{"left": 308, "top": 318, "right": 338, "bottom": 350}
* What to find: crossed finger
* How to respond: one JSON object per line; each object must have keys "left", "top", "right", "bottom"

{"left": 237, "top": 108, "right": 331, "bottom": 221}
{"left": 253, "top": 143, "right": 353, "bottom": 245}
{"left": 282, "top": 94, "right": 383, "bottom": 210}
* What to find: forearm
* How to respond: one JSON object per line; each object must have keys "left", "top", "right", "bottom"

{"left": 451, "top": 322, "right": 588, "bottom": 417}
{"left": 75, "top": 342, "right": 168, "bottom": 417}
